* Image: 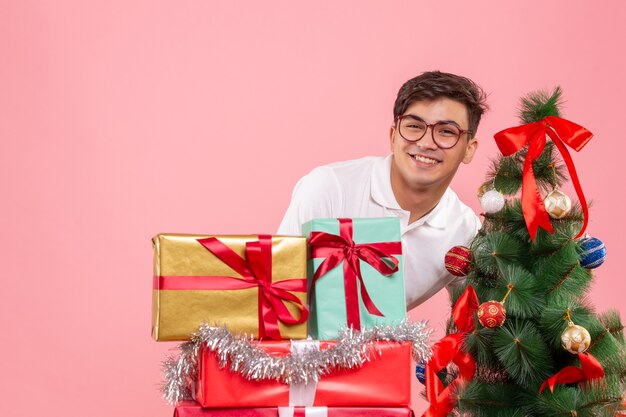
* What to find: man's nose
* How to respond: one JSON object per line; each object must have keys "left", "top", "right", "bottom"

{"left": 417, "top": 126, "right": 439, "bottom": 150}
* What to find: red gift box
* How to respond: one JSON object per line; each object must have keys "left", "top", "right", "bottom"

{"left": 174, "top": 401, "right": 414, "bottom": 417}
{"left": 195, "top": 340, "right": 412, "bottom": 408}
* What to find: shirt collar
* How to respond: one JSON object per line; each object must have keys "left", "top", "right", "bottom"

{"left": 370, "top": 154, "right": 449, "bottom": 229}
{"left": 421, "top": 190, "right": 448, "bottom": 229}
{"left": 371, "top": 154, "right": 401, "bottom": 209}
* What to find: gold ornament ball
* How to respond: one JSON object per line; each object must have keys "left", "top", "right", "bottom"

{"left": 544, "top": 189, "right": 572, "bottom": 219}
{"left": 560, "top": 323, "right": 591, "bottom": 354}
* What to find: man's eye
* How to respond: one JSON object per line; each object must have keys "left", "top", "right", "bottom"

{"left": 406, "top": 123, "right": 425, "bottom": 130}
{"left": 437, "top": 126, "right": 459, "bottom": 136}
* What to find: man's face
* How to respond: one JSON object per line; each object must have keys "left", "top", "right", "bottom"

{"left": 389, "top": 98, "right": 478, "bottom": 195}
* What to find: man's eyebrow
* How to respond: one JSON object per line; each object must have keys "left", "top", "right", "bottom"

{"left": 404, "top": 114, "right": 463, "bottom": 128}
{"left": 403, "top": 114, "right": 424, "bottom": 121}
{"left": 438, "top": 119, "right": 462, "bottom": 128}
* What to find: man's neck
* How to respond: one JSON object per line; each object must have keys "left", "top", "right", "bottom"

{"left": 397, "top": 188, "right": 445, "bottom": 224}
{"left": 390, "top": 174, "right": 447, "bottom": 224}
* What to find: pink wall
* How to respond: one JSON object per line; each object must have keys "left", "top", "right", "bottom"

{"left": 1, "top": 2, "right": 625, "bottom": 416}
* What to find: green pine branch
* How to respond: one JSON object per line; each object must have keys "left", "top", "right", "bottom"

{"left": 519, "top": 86, "right": 563, "bottom": 124}
{"left": 492, "top": 319, "right": 554, "bottom": 387}
{"left": 496, "top": 265, "right": 545, "bottom": 319}
{"left": 598, "top": 310, "right": 625, "bottom": 344}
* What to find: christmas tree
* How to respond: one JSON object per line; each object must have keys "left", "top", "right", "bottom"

{"left": 424, "top": 88, "right": 626, "bottom": 417}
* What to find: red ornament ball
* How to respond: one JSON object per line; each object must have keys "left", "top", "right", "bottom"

{"left": 445, "top": 246, "right": 472, "bottom": 277}
{"left": 477, "top": 300, "right": 507, "bottom": 328}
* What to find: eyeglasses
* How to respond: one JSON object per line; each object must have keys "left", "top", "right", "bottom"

{"left": 396, "top": 115, "right": 471, "bottom": 149}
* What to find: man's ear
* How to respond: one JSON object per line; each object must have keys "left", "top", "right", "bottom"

{"left": 463, "top": 138, "right": 479, "bottom": 164}
{"left": 389, "top": 125, "right": 396, "bottom": 152}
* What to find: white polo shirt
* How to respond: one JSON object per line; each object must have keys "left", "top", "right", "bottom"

{"left": 277, "top": 155, "right": 481, "bottom": 310}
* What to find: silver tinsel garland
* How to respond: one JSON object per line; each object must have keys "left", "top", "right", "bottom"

{"left": 162, "top": 321, "right": 432, "bottom": 404}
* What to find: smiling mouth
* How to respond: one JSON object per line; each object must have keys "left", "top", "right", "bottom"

{"left": 410, "top": 153, "right": 441, "bottom": 165}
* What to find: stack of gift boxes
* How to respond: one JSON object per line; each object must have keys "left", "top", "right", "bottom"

{"left": 152, "top": 218, "right": 422, "bottom": 417}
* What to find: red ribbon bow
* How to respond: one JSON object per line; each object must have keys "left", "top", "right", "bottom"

{"left": 494, "top": 116, "right": 593, "bottom": 241}
{"left": 539, "top": 352, "right": 605, "bottom": 394}
{"left": 423, "top": 286, "right": 479, "bottom": 417}
{"left": 156, "top": 235, "right": 309, "bottom": 340}
{"left": 308, "top": 218, "right": 402, "bottom": 330}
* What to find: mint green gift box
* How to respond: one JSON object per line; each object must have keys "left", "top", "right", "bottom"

{"left": 303, "top": 218, "right": 407, "bottom": 340}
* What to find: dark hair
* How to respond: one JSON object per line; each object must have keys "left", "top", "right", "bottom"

{"left": 393, "top": 71, "right": 488, "bottom": 138}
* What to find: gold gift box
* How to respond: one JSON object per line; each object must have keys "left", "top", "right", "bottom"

{"left": 152, "top": 234, "right": 308, "bottom": 341}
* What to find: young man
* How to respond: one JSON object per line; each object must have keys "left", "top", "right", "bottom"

{"left": 278, "top": 71, "right": 488, "bottom": 310}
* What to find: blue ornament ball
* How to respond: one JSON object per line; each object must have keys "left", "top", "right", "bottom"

{"left": 415, "top": 360, "right": 427, "bottom": 384}
{"left": 578, "top": 237, "right": 607, "bottom": 269}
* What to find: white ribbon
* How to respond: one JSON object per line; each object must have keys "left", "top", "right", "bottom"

{"left": 278, "top": 406, "right": 328, "bottom": 417}
{"left": 289, "top": 340, "right": 320, "bottom": 406}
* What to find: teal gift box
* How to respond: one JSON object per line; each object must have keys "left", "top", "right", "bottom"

{"left": 303, "top": 218, "right": 407, "bottom": 339}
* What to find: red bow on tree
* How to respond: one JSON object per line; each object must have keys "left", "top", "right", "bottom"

{"left": 422, "top": 286, "right": 479, "bottom": 417}
{"left": 539, "top": 352, "right": 605, "bottom": 394}
{"left": 494, "top": 116, "right": 593, "bottom": 241}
